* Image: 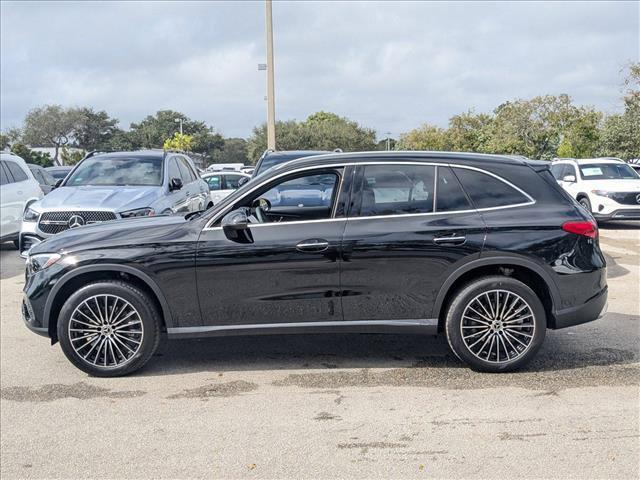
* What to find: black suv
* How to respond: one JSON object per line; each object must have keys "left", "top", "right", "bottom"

{"left": 22, "top": 152, "right": 607, "bottom": 376}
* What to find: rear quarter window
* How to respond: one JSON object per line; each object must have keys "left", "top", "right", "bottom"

{"left": 5, "top": 161, "right": 28, "bottom": 182}
{"left": 454, "top": 167, "right": 531, "bottom": 209}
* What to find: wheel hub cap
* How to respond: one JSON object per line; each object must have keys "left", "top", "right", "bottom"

{"left": 460, "top": 289, "right": 535, "bottom": 364}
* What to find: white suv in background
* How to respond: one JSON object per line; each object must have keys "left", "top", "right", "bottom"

{"left": 550, "top": 158, "right": 640, "bottom": 222}
{"left": 0, "top": 153, "right": 43, "bottom": 248}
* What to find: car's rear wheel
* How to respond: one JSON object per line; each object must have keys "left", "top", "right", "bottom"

{"left": 57, "top": 281, "right": 161, "bottom": 377}
{"left": 445, "top": 276, "right": 546, "bottom": 372}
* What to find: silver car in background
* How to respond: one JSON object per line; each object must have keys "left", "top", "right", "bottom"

{"left": 20, "top": 150, "right": 210, "bottom": 255}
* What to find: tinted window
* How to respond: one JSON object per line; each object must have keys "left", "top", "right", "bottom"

{"left": 358, "top": 165, "right": 435, "bottom": 216}
{"left": 5, "top": 161, "right": 28, "bottom": 182}
{"left": 168, "top": 159, "right": 181, "bottom": 182}
{"left": 225, "top": 174, "right": 244, "bottom": 189}
{"left": 436, "top": 166, "right": 471, "bottom": 212}
{"left": 206, "top": 175, "right": 222, "bottom": 191}
{"left": 0, "top": 162, "right": 10, "bottom": 185}
{"left": 66, "top": 157, "right": 163, "bottom": 186}
{"left": 565, "top": 164, "right": 577, "bottom": 178}
{"left": 41, "top": 168, "right": 56, "bottom": 185}
{"left": 47, "top": 168, "right": 71, "bottom": 180}
{"left": 454, "top": 168, "right": 530, "bottom": 209}
{"left": 579, "top": 163, "right": 639, "bottom": 180}
{"left": 550, "top": 164, "right": 566, "bottom": 180}
{"left": 178, "top": 158, "right": 197, "bottom": 182}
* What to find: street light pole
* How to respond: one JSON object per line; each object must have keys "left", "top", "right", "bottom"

{"left": 385, "top": 132, "right": 392, "bottom": 151}
{"left": 175, "top": 118, "right": 183, "bottom": 135}
{"left": 265, "top": 0, "right": 276, "bottom": 150}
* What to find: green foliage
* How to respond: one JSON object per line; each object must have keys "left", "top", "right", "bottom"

{"left": 0, "top": 133, "right": 9, "bottom": 150}
{"left": 397, "top": 124, "right": 449, "bottom": 151}
{"left": 60, "top": 147, "right": 86, "bottom": 166}
{"left": 163, "top": 133, "right": 194, "bottom": 152}
{"left": 246, "top": 112, "right": 376, "bottom": 163}
{"left": 73, "top": 107, "right": 120, "bottom": 151}
{"left": 210, "top": 138, "right": 249, "bottom": 165}
{"left": 10, "top": 143, "right": 54, "bottom": 167}
{"left": 22, "top": 105, "right": 77, "bottom": 162}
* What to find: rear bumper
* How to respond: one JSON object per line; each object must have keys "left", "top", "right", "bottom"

{"left": 551, "top": 286, "right": 608, "bottom": 329}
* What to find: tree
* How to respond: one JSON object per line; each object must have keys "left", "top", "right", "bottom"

{"left": 10, "top": 143, "right": 54, "bottom": 167}
{"left": 73, "top": 107, "right": 120, "bottom": 151}
{"left": 246, "top": 112, "right": 376, "bottom": 163}
{"left": 396, "top": 124, "right": 449, "bottom": 151}
{"left": 60, "top": 147, "right": 86, "bottom": 166}
{"left": 22, "top": 105, "right": 77, "bottom": 164}
{"left": 210, "top": 138, "right": 249, "bottom": 165}
{"left": 447, "top": 111, "right": 493, "bottom": 152}
{"left": 163, "top": 133, "right": 194, "bottom": 151}
{"left": 599, "top": 62, "right": 640, "bottom": 159}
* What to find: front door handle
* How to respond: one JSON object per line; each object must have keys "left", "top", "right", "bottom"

{"left": 296, "top": 238, "right": 329, "bottom": 252}
{"left": 433, "top": 235, "right": 466, "bottom": 246}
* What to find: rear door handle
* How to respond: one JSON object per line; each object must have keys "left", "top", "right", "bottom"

{"left": 296, "top": 238, "right": 329, "bottom": 252}
{"left": 433, "top": 235, "right": 466, "bottom": 246}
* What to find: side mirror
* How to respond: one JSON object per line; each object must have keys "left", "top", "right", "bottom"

{"left": 221, "top": 208, "right": 253, "bottom": 243}
{"left": 237, "top": 176, "right": 250, "bottom": 187}
{"left": 170, "top": 178, "right": 183, "bottom": 191}
{"left": 54, "top": 179, "right": 64, "bottom": 188}
{"left": 562, "top": 174, "right": 576, "bottom": 183}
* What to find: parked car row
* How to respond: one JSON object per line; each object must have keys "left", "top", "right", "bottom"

{"left": 21, "top": 151, "right": 608, "bottom": 376}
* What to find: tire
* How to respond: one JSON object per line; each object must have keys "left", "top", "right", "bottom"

{"left": 12, "top": 239, "right": 19, "bottom": 250}
{"left": 57, "top": 281, "right": 162, "bottom": 377}
{"left": 445, "top": 276, "right": 546, "bottom": 373}
{"left": 578, "top": 196, "right": 592, "bottom": 214}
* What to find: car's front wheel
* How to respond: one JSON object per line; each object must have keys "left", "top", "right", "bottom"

{"left": 445, "top": 276, "right": 546, "bottom": 372}
{"left": 57, "top": 281, "right": 161, "bottom": 377}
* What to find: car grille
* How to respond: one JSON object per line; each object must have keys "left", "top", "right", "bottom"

{"left": 609, "top": 192, "right": 640, "bottom": 206}
{"left": 38, "top": 211, "right": 117, "bottom": 235}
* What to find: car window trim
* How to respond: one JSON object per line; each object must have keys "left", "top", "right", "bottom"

{"left": 203, "top": 161, "right": 535, "bottom": 230}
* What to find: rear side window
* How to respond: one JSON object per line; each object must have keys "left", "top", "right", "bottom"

{"left": 436, "top": 166, "right": 471, "bottom": 212}
{"left": 5, "top": 161, "right": 28, "bottom": 182}
{"left": 224, "top": 174, "right": 244, "bottom": 189}
{"left": 358, "top": 165, "right": 435, "bottom": 216}
{"left": 0, "top": 161, "right": 10, "bottom": 185}
{"left": 454, "top": 168, "right": 531, "bottom": 209}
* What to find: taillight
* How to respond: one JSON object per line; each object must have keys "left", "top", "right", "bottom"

{"left": 562, "top": 220, "right": 598, "bottom": 238}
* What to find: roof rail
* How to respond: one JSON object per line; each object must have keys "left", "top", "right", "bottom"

{"left": 333, "top": 148, "right": 343, "bottom": 153}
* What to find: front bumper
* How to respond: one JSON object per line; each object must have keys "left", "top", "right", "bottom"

{"left": 593, "top": 208, "right": 640, "bottom": 221}
{"left": 22, "top": 295, "right": 49, "bottom": 337}
{"left": 19, "top": 220, "right": 46, "bottom": 258}
{"left": 552, "top": 286, "right": 608, "bottom": 329}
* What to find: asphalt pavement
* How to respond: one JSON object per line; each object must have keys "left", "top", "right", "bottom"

{"left": 0, "top": 223, "right": 638, "bottom": 479}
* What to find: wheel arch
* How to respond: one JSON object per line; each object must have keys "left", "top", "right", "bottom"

{"left": 433, "top": 256, "right": 561, "bottom": 330}
{"left": 44, "top": 264, "right": 174, "bottom": 342}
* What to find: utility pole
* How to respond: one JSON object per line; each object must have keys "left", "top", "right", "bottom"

{"left": 265, "top": 0, "right": 276, "bottom": 150}
{"left": 385, "top": 132, "right": 392, "bottom": 151}
{"left": 175, "top": 118, "right": 183, "bottom": 135}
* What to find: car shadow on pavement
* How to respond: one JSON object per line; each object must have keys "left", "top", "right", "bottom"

{"left": 0, "top": 243, "right": 24, "bottom": 280}
{"left": 138, "top": 311, "right": 639, "bottom": 379}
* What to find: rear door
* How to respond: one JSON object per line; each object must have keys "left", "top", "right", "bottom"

{"left": 340, "top": 162, "right": 486, "bottom": 323}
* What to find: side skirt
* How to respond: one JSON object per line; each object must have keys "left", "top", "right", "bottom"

{"left": 167, "top": 319, "right": 439, "bottom": 339}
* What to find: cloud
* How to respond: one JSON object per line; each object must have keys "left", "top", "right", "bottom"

{"left": 1, "top": 0, "right": 638, "bottom": 138}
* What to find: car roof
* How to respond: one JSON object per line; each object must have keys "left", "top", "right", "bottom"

{"left": 554, "top": 157, "right": 625, "bottom": 165}
{"left": 265, "top": 150, "right": 547, "bottom": 176}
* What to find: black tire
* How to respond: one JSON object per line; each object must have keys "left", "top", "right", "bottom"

{"left": 445, "top": 276, "right": 546, "bottom": 373}
{"left": 12, "top": 239, "right": 19, "bottom": 250}
{"left": 578, "top": 196, "right": 592, "bottom": 214}
{"left": 57, "top": 281, "right": 161, "bottom": 377}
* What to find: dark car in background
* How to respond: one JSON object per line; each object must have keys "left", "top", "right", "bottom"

{"left": 45, "top": 165, "right": 73, "bottom": 182}
{"left": 22, "top": 151, "right": 607, "bottom": 376}
{"left": 27, "top": 164, "right": 57, "bottom": 194}
{"left": 19, "top": 150, "right": 210, "bottom": 255}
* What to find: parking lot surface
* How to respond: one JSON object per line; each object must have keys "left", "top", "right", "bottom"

{"left": 1, "top": 224, "right": 638, "bottom": 479}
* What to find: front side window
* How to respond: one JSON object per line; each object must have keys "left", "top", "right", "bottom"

{"left": 235, "top": 171, "right": 339, "bottom": 223}
{"left": 579, "top": 163, "right": 639, "bottom": 180}
{"left": 206, "top": 175, "right": 222, "bottom": 191}
{"left": 358, "top": 164, "right": 435, "bottom": 217}
{"left": 5, "top": 161, "right": 28, "bottom": 182}
{"left": 66, "top": 157, "right": 163, "bottom": 186}
{"left": 168, "top": 159, "right": 181, "bottom": 182}
{"left": 454, "top": 168, "right": 531, "bottom": 209}
{"left": 178, "top": 158, "right": 197, "bottom": 183}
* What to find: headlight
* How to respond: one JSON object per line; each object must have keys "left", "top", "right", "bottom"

{"left": 27, "top": 253, "right": 61, "bottom": 274}
{"left": 23, "top": 207, "right": 39, "bottom": 222}
{"left": 119, "top": 208, "right": 155, "bottom": 218}
{"left": 591, "top": 190, "right": 612, "bottom": 198}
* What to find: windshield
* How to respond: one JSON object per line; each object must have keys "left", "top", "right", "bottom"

{"left": 579, "top": 163, "right": 639, "bottom": 180}
{"left": 65, "top": 157, "right": 163, "bottom": 186}
{"left": 255, "top": 155, "right": 292, "bottom": 176}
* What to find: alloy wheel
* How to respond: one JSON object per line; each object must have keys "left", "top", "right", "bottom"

{"left": 68, "top": 294, "right": 144, "bottom": 368}
{"left": 460, "top": 289, "right": 536, "bottom": 363}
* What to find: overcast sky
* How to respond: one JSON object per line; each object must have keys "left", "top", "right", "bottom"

{"left": 1, "top": 1, "right": 638, "bottom": 139}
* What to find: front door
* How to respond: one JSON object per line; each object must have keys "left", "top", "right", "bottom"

{"left": 340, "top": 163, "right": 486, "bottom": 322}
{"left": 195, "top": 167, "right": 348, "bottom": 328}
